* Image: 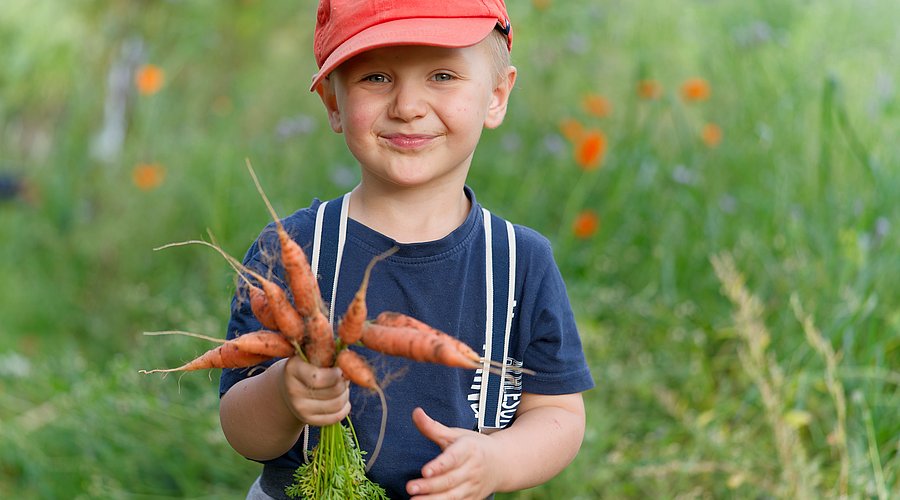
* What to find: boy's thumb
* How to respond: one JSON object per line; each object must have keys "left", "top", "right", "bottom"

{"left": 411, "top": 407, "right": 455, "bottom": 449}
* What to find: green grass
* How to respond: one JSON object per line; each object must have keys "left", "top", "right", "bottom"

{"left": 2, "top": 0, "right": 899, "bottom": 498}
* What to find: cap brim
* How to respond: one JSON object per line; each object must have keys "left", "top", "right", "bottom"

{"left": 310, "top": 17, "right": 499, "bottom": 91}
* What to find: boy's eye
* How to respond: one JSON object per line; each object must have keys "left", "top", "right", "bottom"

{"left": 363, "top": 74, "right": 388, "bottom": 83}
{"left": 432, "top": 73, "right": 454, "bottom": 82}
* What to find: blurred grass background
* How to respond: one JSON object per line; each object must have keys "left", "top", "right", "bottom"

{"left": 1, "top": 0, "right": 898, "bottom": 498}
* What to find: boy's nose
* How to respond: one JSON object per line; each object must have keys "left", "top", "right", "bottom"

{"left": 388, "top": 82, "right": 428, "bottom": 121}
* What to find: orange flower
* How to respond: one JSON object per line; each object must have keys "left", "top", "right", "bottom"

{"left": 559, "top": 118, "right": 585, "bottom": 143}
{"left": 701, "top": 123, "right": 723, "bottom": 147}
{"left": 132, "top": 163, "right": 166, "bottom": 191}
{"left": 637, "top": 79, "right": 662, "bottom": 100}
{"left": 135, "top": 64, "right": 165, "bottom": 95}
{"left": 582, "top": 93, "right": 612, "bottom": 118}
{"left": 680, "top": 77, "right": 711, "bottom": 102}
{"left": 532, "top": 0, "right": 552, "bottom": 10}
{"left": 572, "top": 210, "right": 600, "bottom": 239}
{"left": 575, "top": 130, "right": 607, "bottom": 170}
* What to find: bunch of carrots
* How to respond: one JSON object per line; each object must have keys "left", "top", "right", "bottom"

{"left": 141, "top": 162, "right": 509, "bottom": 499}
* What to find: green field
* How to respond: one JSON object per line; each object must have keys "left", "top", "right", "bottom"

{"left": 1, "top": 0, "right": 898, "bottom": 498}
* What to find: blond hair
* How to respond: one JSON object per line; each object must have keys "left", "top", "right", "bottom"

{"left": 484, "top": 29, "right": 512, "bottom": 85}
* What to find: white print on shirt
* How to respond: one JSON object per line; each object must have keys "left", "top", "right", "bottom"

{"left": 467, "top": 356, "right": 525, "bottom": 428}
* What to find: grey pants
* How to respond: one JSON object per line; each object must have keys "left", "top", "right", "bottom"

{"left": 246, "top": 476, "right": 274, "bottom": 500}
{"left": 246, "top": 465, "right": 296, "bottom": 500}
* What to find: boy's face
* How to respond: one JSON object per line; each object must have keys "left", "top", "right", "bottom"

{"left": 318, "top": 37, "right": 516, "bottom": 191}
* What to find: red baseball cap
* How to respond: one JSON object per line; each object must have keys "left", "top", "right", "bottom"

{"left": 310, "top": 0, "right": 513, "bottom": 91}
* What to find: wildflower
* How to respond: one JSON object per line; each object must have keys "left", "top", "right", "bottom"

{"left": 701, "top": 123, "right": 723, "bottom": 147}
{"left": 542, "top": 134, "right": 566, "bottom": 156}
{"left": 135, "top": 64, "right": 165, "bottom": 95}
{"left": 559, "top": 118, "right": 585, "bottom": 143}
{"left": 582, "top": 93, "right": 611, "bottom": 118}
{"left": 329, "top": 163, "right": 358, "bottom": 189}
{"left": 501, "top": 132, "right": 522, "bottom": 152}
{"left": 718, "top": 194, "right": 737, "bottom": 214}
{"left": 727, "top": 473, "right": 746, "bottom": 489}
{"left": 572, "top": 210, "right": 600, "bottom": 239}
{"left": 132, "top": 163, "right": 166, "bottom": 191}
{"left": 276, "top": 114, "right": 317, "bottom": 139}
{"left": 566, "top": 33, "right": 588, "bottom": 55}
{"left": 784, "top": 409, "right": 813, "bottom": 429}
{"left": 637, "top": 79, "right": 662, "bottom": 100}
{"left": 575, "top": 130, "right": 607, "bottom": 170}
{"left": 672, "top": 164, "right": 697, "bottom": 186}
{"left": 680, "top": 77, "right": 711, "bottom": 102}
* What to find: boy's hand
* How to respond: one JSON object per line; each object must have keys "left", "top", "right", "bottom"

{"left": 406, "top": 407, "right": 501, "bottom": 499}
{"left": 279, "top": 355, "right": 350, "bottom": 427}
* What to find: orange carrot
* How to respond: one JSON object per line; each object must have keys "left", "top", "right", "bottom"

{"left": 336, "top": 349, "right": 378, "bottom": 389}
{"left": 373, "top": 312, "right": 536, "bottom": 376}
{"left": 140, "top": 342, "right": 272, "bottom": 374}
{"left": 277, "top": 228, "right": 323, "bottom": 317}
{"left": 257, "top": 277, "right": 307, "bottom": 343}
{"left": 373, "top": 311, "right": 431, "bottom": 330}
{"left": 248, "top": 284, "right": 279, "bottom": 331}
{"left": 359, "top": 322, "right": 481, "bottom": 370}
{"left": 372, "top": 312, "right": 482, "bottom": 364}
{"left": 335, "top": 347, "right": 388, "bottom": 473}
{"left": 246, "top": 159, "right": 324, "bottom": 317}
{"left": 303, "top": 311, "right": 336, "bottom": 367}
{"left": 232, "top": 330, "right": 297, "bottom": 358}
{"left": 337, "top": 247, "right": 398, "bottom": 345}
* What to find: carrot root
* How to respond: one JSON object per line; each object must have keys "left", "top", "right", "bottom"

{"left": 140, "top": 342, "right": 272, "bottom": 374}
{"left": 335, "top": 349, "right": 387, "bottom": 472}
{"left": 142, "top": 330, "right": 225, "bottom": 343}
{"left": 303, "top": 311, "right": 336, "bottom": 367}
{"left": 248, "top": 284, "right": 279, "bottom": 331}
{"left": 373, "top": 312, "right": 536, "bottom": 376}
{"left": 231, "top": 331, "right": 297, "bottom": 358}
{"left": 359, "top": 323, "right": 481, "bottom": 370}
{"left": 246, "top": 158, "right": 325, "bottom": 317}
{"left": 366, "top": 385, "right": 387, "bottom": 473}
{"left": 338, "top": 246, "right": 399, "bottom": 345}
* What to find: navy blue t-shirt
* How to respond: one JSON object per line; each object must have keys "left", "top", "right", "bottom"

{"left": 220, "top": 188, "right": 594, "bottom": 499}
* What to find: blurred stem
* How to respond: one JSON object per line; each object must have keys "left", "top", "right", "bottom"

{"left": 791, "top": 294, "right": 849, "bottom": 497}
{"left": 859, "top": 394, "right": 888, "bottom": 500}
{"left": 818, "top": 75, "right": 837, "bottom": 205}
{"left": 833, "top": 93, "right": 881, "bottom": 197}
{"left": 712, "top": 253, "right": 815, "bottom": 498}
{"left": 555, "top": 167, "right": 599, "bottom": 256}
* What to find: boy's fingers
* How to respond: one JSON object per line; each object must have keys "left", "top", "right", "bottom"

{"left": 412, "top": 407, "right": 452, "bottom": 450}
{"left": 303, "top": 399, "right": 351, "bottom": 426}
{"left": 305, "top": 367, "right": 344, "bottom": 388}
{"left": 407, "top": 468, "right": 468, "bottom": 498}
{"left": 286, "top": 356, "right": 344, "bottom": 389}
{"left": 412, "top": 407, "right": 467, "bottom": 451}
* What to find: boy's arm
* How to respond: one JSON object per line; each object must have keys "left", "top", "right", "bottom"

{"left": 219, "top": 357, "right": 351, "bottom": 461}
{"left": 406, "top": 391, "right": 586, "bottom": 498}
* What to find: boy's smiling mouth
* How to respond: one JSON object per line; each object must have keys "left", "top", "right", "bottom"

{"left": 381, "top": 133, "right": 439, "bottom": 150}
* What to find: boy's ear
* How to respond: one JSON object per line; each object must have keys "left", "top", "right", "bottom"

{"left": 484, "top": 65, "right": 517, "bottom": 130}
{"left": 316, "top": 78, "right": 343, "bottom": 133}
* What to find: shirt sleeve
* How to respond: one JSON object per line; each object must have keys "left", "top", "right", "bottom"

{"left": 516, "top": 231, "right": 595, "bottom": 395}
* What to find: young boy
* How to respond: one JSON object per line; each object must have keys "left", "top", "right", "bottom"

{"left": 218, "top": 1, "right": 594, "bottom": 498}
